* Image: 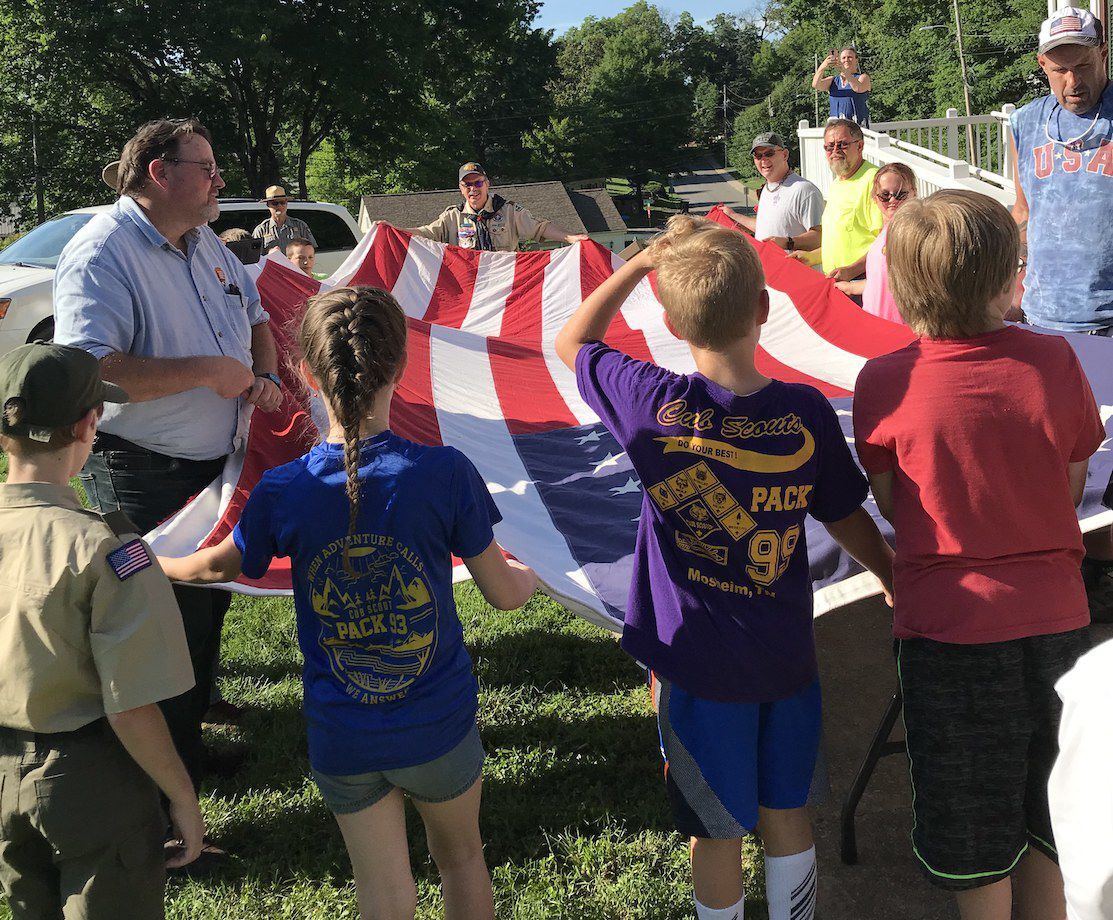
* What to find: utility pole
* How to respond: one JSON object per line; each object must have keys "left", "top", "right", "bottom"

{"left": 31, "top": 112, "right": 44, "bottom": 224}
{"left": 952, "top": 0, "right": 978, "bottom": 167}
{"left": 722, "top": 84, "right": 729, "bottom": 170}
{"left": 814, "top": 53, "right": 821, "bottom": 126}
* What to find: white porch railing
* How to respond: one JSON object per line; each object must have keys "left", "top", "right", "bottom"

{"left": 798, "top": 105, "right": 1018, "bottom": 208}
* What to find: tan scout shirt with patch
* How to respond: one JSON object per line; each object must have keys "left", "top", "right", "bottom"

{"left": 410, "top": 195, "right": 551, "bottom": 251}
{"left": 0, "top": 482, "right": 194, "bottom": 732}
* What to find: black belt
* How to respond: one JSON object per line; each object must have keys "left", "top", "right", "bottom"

{"left": 0, "top": 718, "right": 108, "bottom": 745}
{"left": 93, "top": 431, "right": 171, "bottom": 457}
{"left": 92, "top": 431, "right": 225, "bottom": 467}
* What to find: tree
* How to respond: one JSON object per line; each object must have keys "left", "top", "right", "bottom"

{"left": 692, "top": 80, "right": 722, "bottom": 148}
{"left": 422, "top": 0, "right": 558, "bottom": 182}
{"left": 0, "top": 0, "right": 556, "bottom": 213}
{"left": 525, "top": 2, "right": 691, "bottom": 192}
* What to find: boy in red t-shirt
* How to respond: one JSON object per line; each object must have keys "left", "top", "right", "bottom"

{"left": 853, "top": 190, "right": 1106, "bottom": 920}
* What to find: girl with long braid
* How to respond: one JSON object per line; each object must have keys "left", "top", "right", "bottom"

{"left": 159, "top": 286, "right": 538, "bottom": 920}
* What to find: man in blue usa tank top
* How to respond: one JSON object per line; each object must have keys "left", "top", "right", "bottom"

{"left": 1010, "top": 7, "right": 1113, "bottom": 621}
{"left": 1011, "top": 7, "right": 1111, "bottom": 334}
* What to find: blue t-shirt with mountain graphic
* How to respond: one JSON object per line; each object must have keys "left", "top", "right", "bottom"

{"left": 234, "top": 431, "right": 500, "bottom": 775}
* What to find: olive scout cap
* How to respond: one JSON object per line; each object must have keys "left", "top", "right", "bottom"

{"left": 459, "top": 162, "right": 487, "bottom": 182}
{"left": 0, "top": 343, "right": 127, "bottom": 442}
{"left": 751, "top": 132, "right": 787, "bottom": 152}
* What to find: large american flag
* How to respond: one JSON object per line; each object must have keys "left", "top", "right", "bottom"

{"left": 146, "top": 208, "right": 1113, "bottom": 632}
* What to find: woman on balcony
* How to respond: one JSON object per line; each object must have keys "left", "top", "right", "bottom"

{"left": 813, "top": 47, "right": 872, "bottom": 127}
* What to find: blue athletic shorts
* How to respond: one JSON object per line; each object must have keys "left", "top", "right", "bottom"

{"left": 651, "top": 673, "right": 822, "bottom": 838}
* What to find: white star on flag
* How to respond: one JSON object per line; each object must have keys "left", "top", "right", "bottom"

{"left": 610, "top": 477, "right": 642, "bottom": 496}
{"left": 593, "top": 452, "right": 626, "bottom": 473}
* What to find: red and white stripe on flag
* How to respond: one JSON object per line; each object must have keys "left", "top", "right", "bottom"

{"left": 144, "top": 211, "right": 916, "bottom": 627}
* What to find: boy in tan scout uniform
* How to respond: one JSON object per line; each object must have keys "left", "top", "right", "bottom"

{"left": 0, "top": 343, "right": 202, "bottom": 919}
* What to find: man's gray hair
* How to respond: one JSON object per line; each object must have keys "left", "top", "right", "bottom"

{"left": 116, "top": 118, "right": 213, "bottom": 196}
{"left": 824, "top": 118, "right": 864, "bottom": 142}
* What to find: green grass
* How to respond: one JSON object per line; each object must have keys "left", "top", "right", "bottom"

{"left": 151, "top": 588, "right": 768, "bottom": 918}
{"left": 0, "top": 452, "right": 768, "bottom": 918}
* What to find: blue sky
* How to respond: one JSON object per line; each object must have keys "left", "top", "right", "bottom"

{"left": 536, "top": 1, "right": 756, "bottom": 35}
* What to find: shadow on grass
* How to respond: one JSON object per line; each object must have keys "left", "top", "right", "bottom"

{"left": 197, "top": 593, "right": 685, "bottom": 905}
{"left": 201, "top": 697, "right": 672, "bottom": 890}
{"left": 480, "top": 710, "right": 670, "bottom": 867}
{"left": 471, "top": 627, "right": 645, "bottom": 695}
{"left": 220, "top": 657, "right": 302, "bottom": 685}
{"left": 200, "top": 702, "right": 310, "bottom": 799}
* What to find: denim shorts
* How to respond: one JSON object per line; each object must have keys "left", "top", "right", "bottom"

{"left": 311, "top": 723, "right": 485, "bottom": 815}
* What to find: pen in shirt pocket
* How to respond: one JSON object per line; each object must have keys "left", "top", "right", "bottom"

{"left": 213, "top": 265, "right": 244, "bottom": 300}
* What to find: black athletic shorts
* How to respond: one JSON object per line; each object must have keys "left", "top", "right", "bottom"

{"left": 897, "top": 629, "right": 1089, "bottom": 892}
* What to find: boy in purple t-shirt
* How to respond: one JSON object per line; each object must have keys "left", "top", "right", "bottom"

{"left": 556, "top": 216, "right": 894, "bottom": 920}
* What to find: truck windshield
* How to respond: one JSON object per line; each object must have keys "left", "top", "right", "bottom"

{"left": 0, "top": 214, "right": 95, "bottom": 269}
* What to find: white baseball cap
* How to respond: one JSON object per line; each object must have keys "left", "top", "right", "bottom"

{"left": 1039, "top": 6, "right": 1102, "bottom": 55}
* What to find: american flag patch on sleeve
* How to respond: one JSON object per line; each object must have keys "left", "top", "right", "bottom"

{"left": 107, "top": 539, "right": 153, "bottom": 580}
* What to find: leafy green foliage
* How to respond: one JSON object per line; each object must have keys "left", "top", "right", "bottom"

{"left": 524, "top": 2, "right": 692, "bottom": 189}
{"left": 0, "top": 0, "right": 1048, "bottom": 227}
{"left": 0, "top": 0, "right": 558, "bottom": 216}
{"left": 726, "top": 0, "right": 1048, "bottom": 174}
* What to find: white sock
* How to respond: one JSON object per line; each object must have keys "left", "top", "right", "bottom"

{"left": 764, "top": 845, "right": 816, "bottom": 920}
{"left": 694, "top": 894, "right": 744, "bottom": 920}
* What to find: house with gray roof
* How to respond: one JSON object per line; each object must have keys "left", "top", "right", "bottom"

{"left": 358, "top": 181, "right": 633, "bottom": 252}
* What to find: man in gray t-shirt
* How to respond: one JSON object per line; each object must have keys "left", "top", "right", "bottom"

{"left": 722, "top": 132, "right": 824, "bottom": 254}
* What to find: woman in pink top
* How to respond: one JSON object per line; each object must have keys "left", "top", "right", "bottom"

{"left": 835, "top": 163, "right": 917, "bottom": 323}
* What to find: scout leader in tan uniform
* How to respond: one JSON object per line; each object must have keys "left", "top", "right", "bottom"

{"left": 0, "top": 343, "right": 202, "bottom": 919}
{"left": 407, "top": 162, "right": 591, "bottom": 251}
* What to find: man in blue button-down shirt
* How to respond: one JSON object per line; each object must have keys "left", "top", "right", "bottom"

{"left": 54, "top": 119, "right": 282, "bottom": 829}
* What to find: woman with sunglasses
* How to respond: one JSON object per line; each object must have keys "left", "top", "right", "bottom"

{"left": 835, "top": 163, "right": 917, "bottom": 322}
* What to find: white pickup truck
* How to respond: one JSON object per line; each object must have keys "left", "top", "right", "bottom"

{"left": 0, "top": 198, "right": 362, "bottom": 356}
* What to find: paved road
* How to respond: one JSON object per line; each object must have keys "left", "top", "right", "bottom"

{"left": 813, "top": 603, "right": 1112, "bottom": 919}
{"left": 670, "top": 155, "right": 755, "bottom": 215}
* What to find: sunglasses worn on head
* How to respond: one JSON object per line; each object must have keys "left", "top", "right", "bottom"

{"left": 876, "top": 190, "right": 911, "bottom": 203}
